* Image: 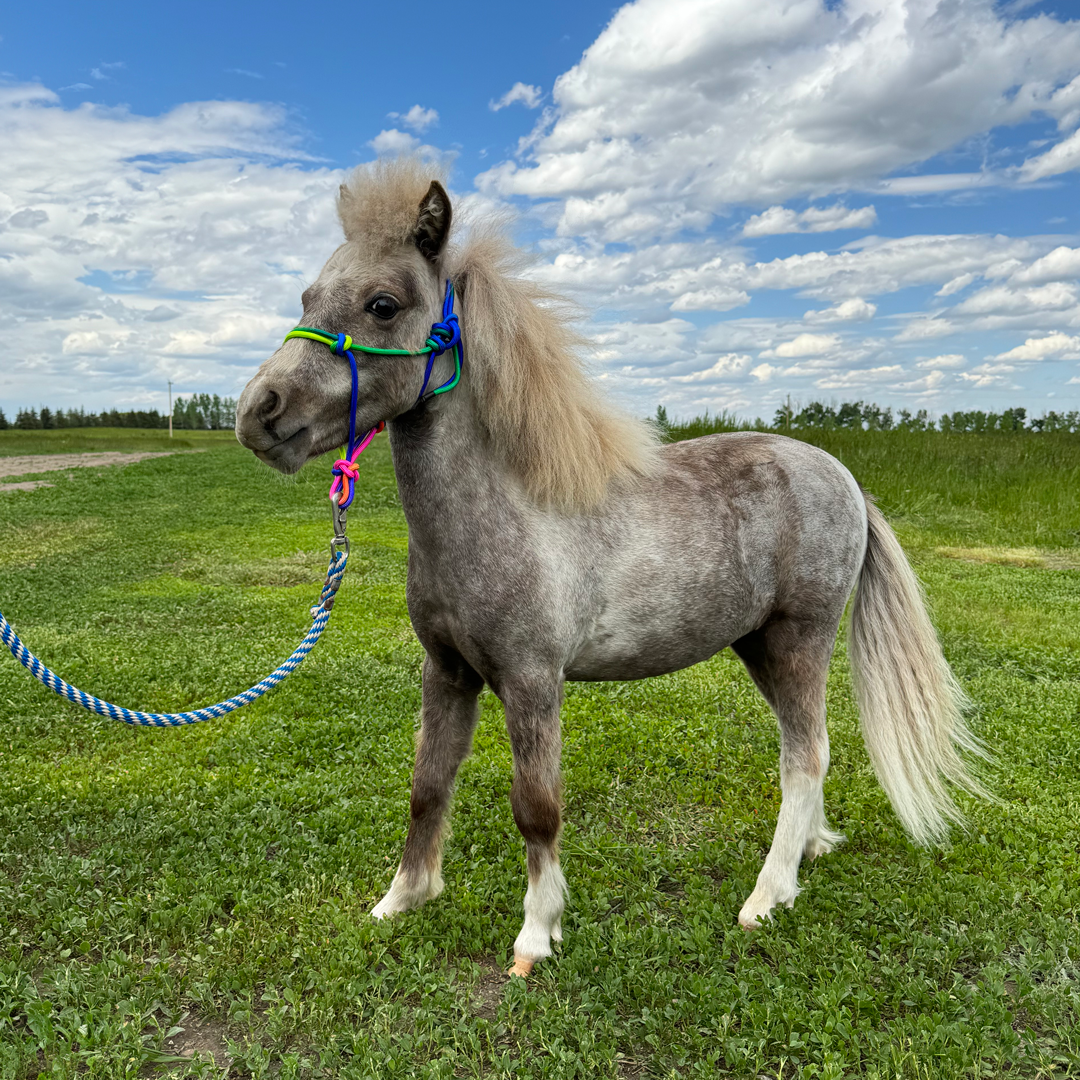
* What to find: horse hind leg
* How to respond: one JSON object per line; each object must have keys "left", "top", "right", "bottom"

{"left": 501, "top": 677, "right": 567, "bottom": 978}
{"left": 372, "top": 650, "right": 482, "bottom": 919}
{"left": 731, "top": 616, "right": 844, "bottom": 930}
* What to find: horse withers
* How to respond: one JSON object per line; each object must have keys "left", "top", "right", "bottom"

{"left": 236, "top": 159, "right": 985, "bottom": 977}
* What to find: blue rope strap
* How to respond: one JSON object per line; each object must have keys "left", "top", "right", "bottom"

{"left": 0, "top": 550, "right": 349, "bottom": 727}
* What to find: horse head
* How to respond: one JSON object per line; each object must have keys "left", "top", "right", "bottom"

{"left": 235, "top": 164, "right": 453, "bottom": 473}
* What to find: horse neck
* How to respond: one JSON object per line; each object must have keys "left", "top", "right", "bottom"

{"left": 387, "top": 385, "right": 498, "bottom": 538}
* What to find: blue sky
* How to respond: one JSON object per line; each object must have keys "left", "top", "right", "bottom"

{"left": 3, "top": 0, "right": 1080, "bottom": 421}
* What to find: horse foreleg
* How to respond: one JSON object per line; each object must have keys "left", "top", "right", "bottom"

{"left": 372, "top": 650, "right": 482, "bottom": 919}
{"left": 732, "top": 619, "right": 844, "bottom": 930}
{"left": 502, "top": 677, "right": 567, "bottom": 977}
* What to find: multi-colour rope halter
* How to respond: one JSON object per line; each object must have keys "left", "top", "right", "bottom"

{"left": 0, "top": 280, "right": 463, "bottom": 727}
{"left": 284, "top": 279, "right": 463, "bottom": 516}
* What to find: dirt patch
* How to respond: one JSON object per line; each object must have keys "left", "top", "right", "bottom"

{"left": 161, "top": 1015, "right": 232, "bottom": 1069}
{"left": 472, "top": 959, "right": 508, "bottom": 1019}
{"left": 936, "top": 545, "right": 1080, "bottom": 570}
{"left": 0, "top": 451, "right": 184, "bottom": 479}
{"left": 0, "top": 480, "right": 55, "bottom": 493}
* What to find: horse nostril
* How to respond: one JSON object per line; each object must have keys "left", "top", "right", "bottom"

{"left": 258, "top": 389, "right": 282, "bottom": 423}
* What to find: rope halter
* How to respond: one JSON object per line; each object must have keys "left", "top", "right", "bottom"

{"left": 283, "top": 280, "right": 463, "bottom": 517}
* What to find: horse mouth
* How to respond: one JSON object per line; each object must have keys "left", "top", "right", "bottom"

{"left": 253, "top": 425, "right": 314, "bottom": 474}
{"left": 253, "top": 423, "right": 352, "bottom": 474}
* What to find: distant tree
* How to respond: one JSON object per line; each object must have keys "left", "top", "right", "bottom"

{"left": 772, "top": 401, "right": 795, "bottom": 430}
{"left": 1001, "top": 407, "right": 1027, "bottom": 432}
{"left": 0, "top": 407, "right": 7, "bottom": 430}
{"left": 39, "top": 406, "right": 54, "bottom": 430}
{"left": 15, "top": 408, "right": 40, "bottom": 429}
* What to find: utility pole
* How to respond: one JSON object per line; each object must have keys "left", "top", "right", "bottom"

{"left": 168, "top": 380, "right": 173, "bottom": 438}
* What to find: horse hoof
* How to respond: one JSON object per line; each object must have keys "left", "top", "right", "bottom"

{"left": 738, "top": 908, "right": 772, "bottom": 931}
{"left": 508, "top": 958, "right": 534, "bottom": 979}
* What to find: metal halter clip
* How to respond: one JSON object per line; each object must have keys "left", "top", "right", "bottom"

{"left": 330, "top": 494, "right": 350, "bottom": 558}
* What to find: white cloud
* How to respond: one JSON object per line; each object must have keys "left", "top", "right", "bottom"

{"left": 815, "top": 365, "right": 902, "bottom": 390}
{"left": 670, "top": 286, "right": 750, "bottom": 312}
{"left": 959, "top": 363, "right": 1017, "bottom": 388}
{"left": 995, "top": 332, "right": 1080, "bottom": 361}
{"left": 1010, "top": 246, "right": 1080, "bottom": 286}
{"left": 0, "top": 83, "right": 345, "bottom": 411}
{"left": 915, "top": 354, "right": 966, "bottom": 369}
{"left": 672, "top": 354, "right": 752, "bottom": 382}
{"left": 490, "top": 83, "right": 543, "bottom": 111}
{"left": 751, "top": 363, "right": 778, "bottom": 382}
{"left": 535, "top": 233, "right": 1042, "bottom": 319}
{"left": 936, "top": 272, "right": 975, "bottom": 297}
{"left": 895, "top": 318, "right": 955, "bottom": 341}
{"left": 763, "top": 333, "right": 841, "bottom": 359}
{"left": 479, "top": 0, "right": 1080, "bottom": 241}
{"left": 952, "top": 282, "right": 1079, "bottom": 317}
{"left": 804, "top": 298, "right": 876, "bottom": 322}
{"left": 90, "top": 62, "right": 124, "bottom": 82}
{"left": 369, "top": 128, "right": 421, "bottom": 155}
{"left": 893, "top": 368, "right": 947, "bottom": 392}
{"left": 743, "top": 204, "right": 877, "bottom": 237}
{"left": 389, "top": 105, "right": 439, "bottom": 133}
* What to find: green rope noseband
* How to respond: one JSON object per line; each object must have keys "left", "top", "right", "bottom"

{"left": 283, "top": 281, "right": 463, "bottom": 398}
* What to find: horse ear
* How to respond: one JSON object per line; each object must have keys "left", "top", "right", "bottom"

{"left": 338, "top": 182, "right": 358, "bottom": 240}
{"left": 414, "top": 181, "right": 452, "bottom": 262}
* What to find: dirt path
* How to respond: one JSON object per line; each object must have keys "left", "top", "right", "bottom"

{"left": 0, "top": 451, "right": 186, "bottom": 493}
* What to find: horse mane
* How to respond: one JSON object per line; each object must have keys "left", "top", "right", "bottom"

{"left": 338, "top": 158, "right": 661, "bottom": 508}
{"left": 448, "top": 227, "right": 660, "bottom": 508}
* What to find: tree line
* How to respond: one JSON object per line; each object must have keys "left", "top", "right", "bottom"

{"left": 654, "top": 402, "right": 1080, "bottom": 436}
{"left": 0, "top": 394, "right": 239, "bottom": 431}
{"left": 770, "top": 401, "right": 1079, "bottom": 433}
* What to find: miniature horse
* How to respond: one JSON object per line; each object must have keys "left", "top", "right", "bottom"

{"left": 236, "top": 159, "right": 983, "bottom": 976}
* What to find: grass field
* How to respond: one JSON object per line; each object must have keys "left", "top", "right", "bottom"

{"left": 0, "top": 426, "right": 1078, "bottom": 1078}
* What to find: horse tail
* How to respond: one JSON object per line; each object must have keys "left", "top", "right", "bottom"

{"left": 849, "top": 497, "right": 989, "bottom": 844}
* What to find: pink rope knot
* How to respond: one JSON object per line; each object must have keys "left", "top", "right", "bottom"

{"left": 328, "top": 421, "right": 385, "bottom": 510}
{"left": 333, "top": 457, "right": 361, "bottom": 480}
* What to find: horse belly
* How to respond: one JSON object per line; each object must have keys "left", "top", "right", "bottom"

{"left": 563, "top": 575, "right": 763, "bottom": 682}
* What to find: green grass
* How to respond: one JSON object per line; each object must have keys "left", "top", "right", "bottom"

{"left": 0, "top": 429, "right": 1078, "bottom": 1078}
{"left": 0, "top": 428, "right": 236, "bottom": 457}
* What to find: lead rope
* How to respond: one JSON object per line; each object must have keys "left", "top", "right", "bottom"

{"left": 0, "top": 280, "right": 462, "bottom": 727}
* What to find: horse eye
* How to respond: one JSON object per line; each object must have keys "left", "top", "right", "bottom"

{"left": 367, "top": 295, "right": 399, "bottom": 320}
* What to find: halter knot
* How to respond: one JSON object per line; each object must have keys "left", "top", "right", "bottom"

{"left": 332, "top": 332, "right": 352, "bottom": 355}
{"left": 332, "top": 458, "right": 361, "bottom": 481}
{"left": 425, "top": 312, "right": 461, "bottom": 356}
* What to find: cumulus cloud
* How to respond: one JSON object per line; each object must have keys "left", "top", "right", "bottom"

{"left": 959, "top": 363, "right": 1017, "bottom": 387}
{"left": 952, "top": 281, "right": 1079, "bottom": 317}
{"left": 915, "top": 354, "right": 966, "bottom": 369}
{"left": 536, "top": 233, "right": 1043, "bottom": 318}
{"left": 671, "top": 354, "right": 752, "bottom": 381}
{"left": 389, "top": 105, "right": 439, "bottom": 132}
{"left": 893, "top": 368, "right": 947, "bottom": 392}
{"left": 761, "top": 333, "right": 840, "bottom": 359}
{"left": 479, "top": 0, "right": 1080, "bottom": 240}
{"left": 0, "top": 83, "right": 344, "bottom": 411}
{"left": 995, "top": 332, "right": 1080, "bottom": 361}
{"left": 369, "top": 128, "right": 422, "bottom": 155}
{"left": 804, "top": 298, "right": 877, "bottom": 322}
{"left": 815, "top": 365, "right": 902, "bottom": 390}
{"left": 1010, "top": 246, "right": 1080, "bottom": 286}
{"left": 743, "top": 204, "right": 877, "bottom": 237}
{"left": 490, "top": 83, "right": 543, "bottom": 111}
{"left": 894, "top": 317, "right": 955, "bottom": 341}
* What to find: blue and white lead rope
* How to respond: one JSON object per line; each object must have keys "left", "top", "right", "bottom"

{"left": 0, "top": 549, "right": 348, "bottom": 727}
